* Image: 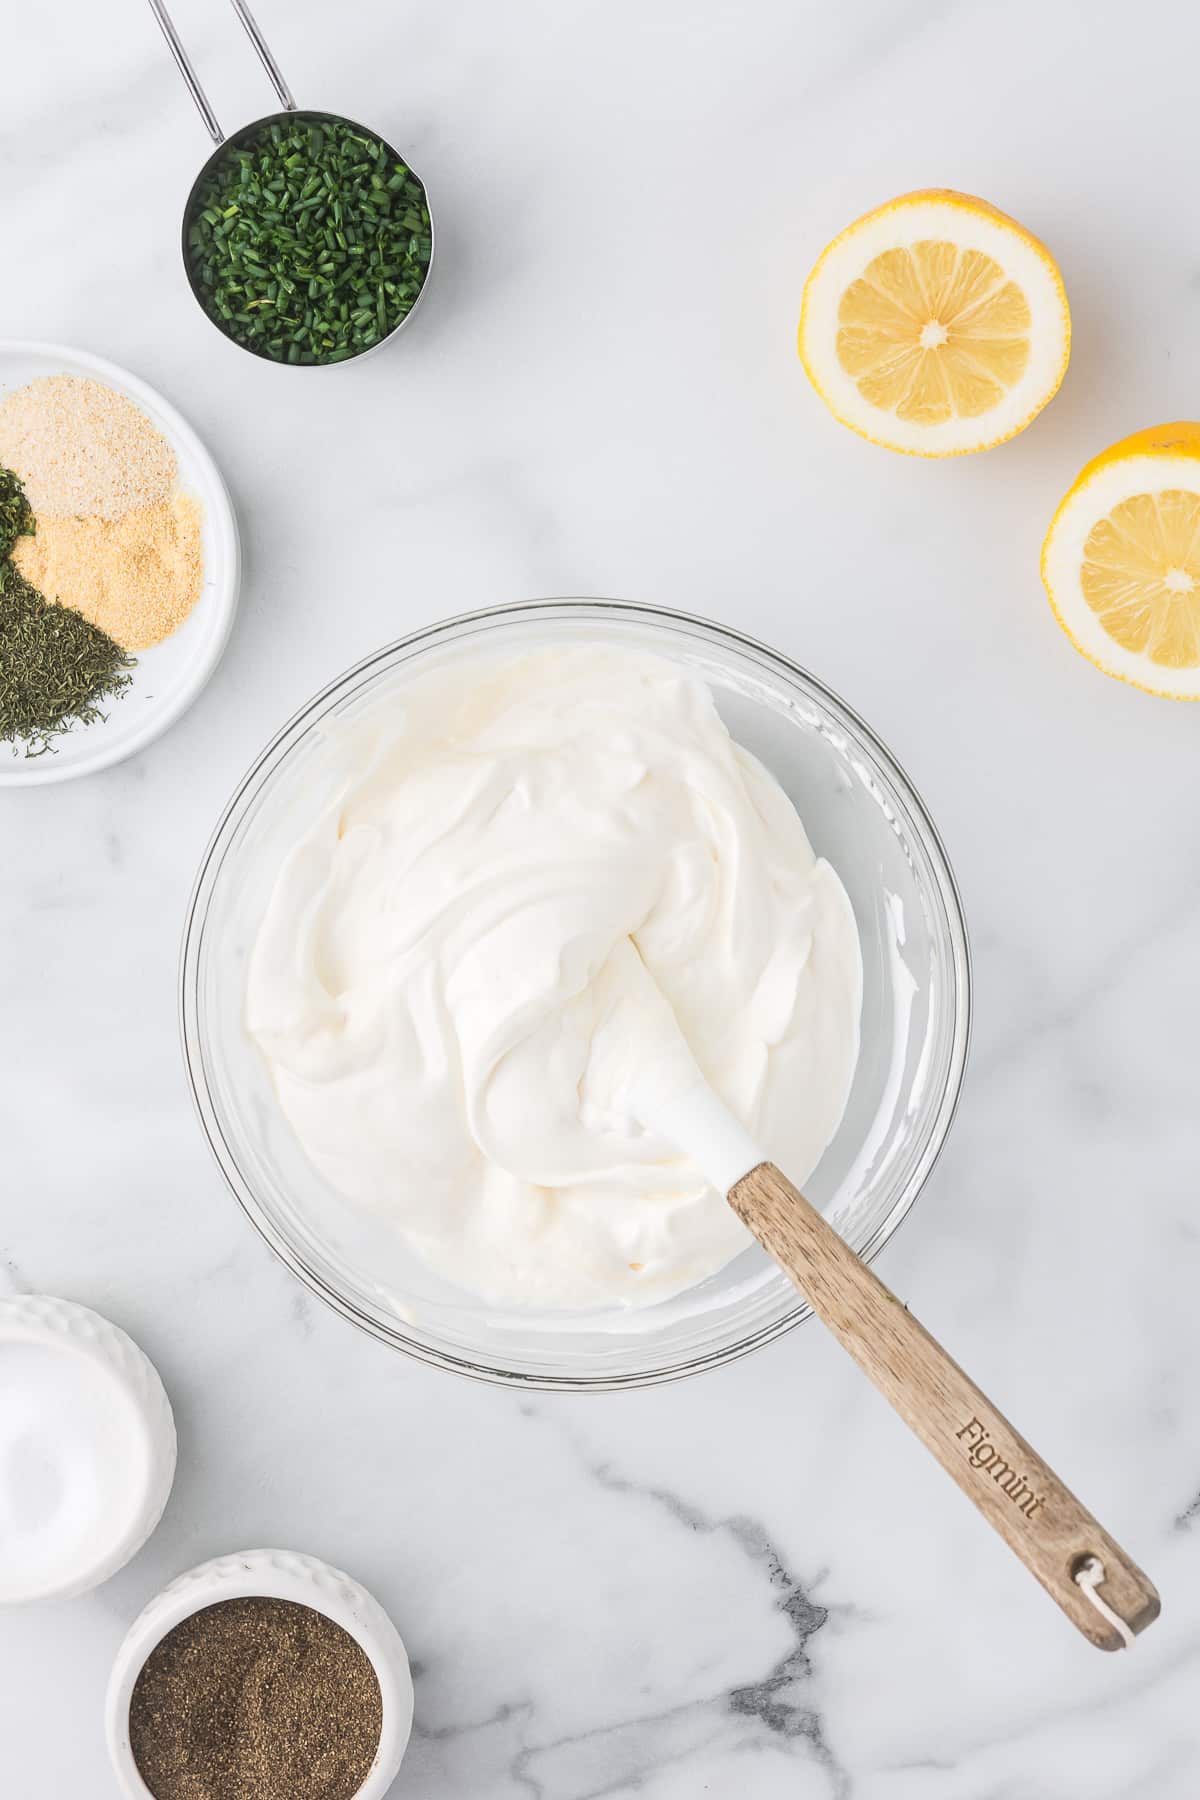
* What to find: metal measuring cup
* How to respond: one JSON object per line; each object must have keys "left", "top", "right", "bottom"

{"left": 147, "top": 0, "right": 435, "bottom": 365}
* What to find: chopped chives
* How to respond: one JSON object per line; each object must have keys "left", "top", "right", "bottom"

{"left": 186, "top": 116, "right": 431, "bottom": 364}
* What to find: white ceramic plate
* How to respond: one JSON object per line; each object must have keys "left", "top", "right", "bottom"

{"left": 0, "top": 341, "right": 240, "bottom": 786}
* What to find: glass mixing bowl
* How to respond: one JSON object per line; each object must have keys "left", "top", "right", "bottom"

{"left": 181, "top": 599, "right": 970, "bottom": 1389}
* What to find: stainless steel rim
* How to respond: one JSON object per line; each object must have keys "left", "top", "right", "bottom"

{"left": 180, "top": 110, "right": 435, "bottom": 368}
{"left": 180, "top": 598, "right": 973, "bottom": 1390}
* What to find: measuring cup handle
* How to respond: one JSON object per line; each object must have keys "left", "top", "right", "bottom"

{"left": 230, "top": 0, "right": 296, "bottom": 114}
{"left": 146, "top": 0, "right": 297, "bottom": 145}
{"left": 146, "top": 0, "right": 224, "bottom": 143}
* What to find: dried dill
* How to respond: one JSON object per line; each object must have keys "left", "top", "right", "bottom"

{"left": 0, "top": 462, "right": 135, "bottom": 756}
{"left": 0, "top": 465, "right": 34, "bottom": 561}
{"left": 0, "top": 565, "right": 134, "bottom": 758}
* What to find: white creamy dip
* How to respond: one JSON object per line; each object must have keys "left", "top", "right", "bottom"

{"left": 247, "top": 647, "right": 862, "bottom": 1308}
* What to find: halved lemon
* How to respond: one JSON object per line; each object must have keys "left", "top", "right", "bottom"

{"left": 799, "top": 190, "right": 1070, "bottom": 456}
{"left": 1042, "top": 424, "right": 1200, "bottom": 699}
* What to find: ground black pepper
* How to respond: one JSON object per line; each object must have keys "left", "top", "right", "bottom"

{"left": 128, "top": 1597, "right": 382, "bottom": 1800}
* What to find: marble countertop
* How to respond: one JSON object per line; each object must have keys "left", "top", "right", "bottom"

{"left": 3, "top": 0, "right": 1199, "bottom": 1792}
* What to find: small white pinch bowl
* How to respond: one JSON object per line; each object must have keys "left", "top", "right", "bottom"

{"left": 0, "top": 1295, "right": 177, "bottom": 1605}
{"left": 105, "top": 1548, "right": 415, "bottom": 1800}
{"left": 0, "top": 340, "right": 240, "bottom": 786}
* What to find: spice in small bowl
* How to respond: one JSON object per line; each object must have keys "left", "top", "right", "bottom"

{"left": 185, "top": 114, "right": 433, "bottom": 366}
{"left": 106, "top": 1549, "right": 414, "bottom": 1800}
{"left": 0, "top": 462, "right": 134, "bottom": 758}
{"left": 129, "top": 1598, "right": 381, "bottom": 1800}
{"left": 0, "top": 375, "right": 204, "bottom": 653}
{"left": 0, "top": 372, "right": 210, "bottom": 759}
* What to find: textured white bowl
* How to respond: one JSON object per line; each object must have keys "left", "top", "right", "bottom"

{"left": 0, "top": 340, "right": 240, "bottom": 786}
{"left": 105, "top": 1548, "right": 414, "bottom": 1800}
{"left": 0, "top": 1295, "right": 177, "bottom": 1604}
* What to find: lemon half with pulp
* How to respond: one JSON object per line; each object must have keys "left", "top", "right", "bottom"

{"left": 1042, "top": 424, "right": 1200, "bottom": 698}
{"left": 799, "top": 189, "right": 1070, "bottom": 456}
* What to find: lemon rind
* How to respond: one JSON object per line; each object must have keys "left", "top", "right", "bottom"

{"left": 799, "top": 190, "right": 1071, "bottom": 458}
{"left": 1041, "top": 437, "right": 1200, "bottom": 700}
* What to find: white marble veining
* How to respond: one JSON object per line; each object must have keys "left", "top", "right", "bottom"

{"left": 3, "top": 0, "right": 1200, "bottom": 1792}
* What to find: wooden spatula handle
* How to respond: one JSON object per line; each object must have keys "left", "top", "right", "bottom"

{"left": 729, "top": 1163, "right": 1159, "bottom": 1650}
